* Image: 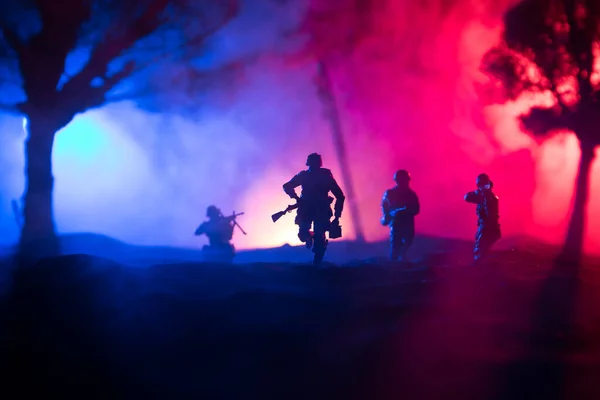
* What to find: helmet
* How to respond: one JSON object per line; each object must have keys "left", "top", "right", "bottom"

{"left": 476, "top": 173, "right": 491, "bottom": 187}
{"left": 394, "top": 169, "right": 411, "bottom": 183}
{"left": 206, "top": 205, "right": 221, "bottom": 218}
{"left": 306, "top": 153, "right": 323, "bottom": 168}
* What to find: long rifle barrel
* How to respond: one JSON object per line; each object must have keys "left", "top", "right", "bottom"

{"left": 271, "top": 203, "right": 299, "bottom": 223}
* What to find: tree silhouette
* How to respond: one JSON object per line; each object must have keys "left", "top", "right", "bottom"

{"left": 481, "top": 0, "right": 600, "bottom": 263}
{"left": 0, "top": 0, "right": 241, "bottom": 257}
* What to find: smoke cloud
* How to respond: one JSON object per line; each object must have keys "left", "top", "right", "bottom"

{"left": 1, "top": 0, "right": 599, "bottom": 254}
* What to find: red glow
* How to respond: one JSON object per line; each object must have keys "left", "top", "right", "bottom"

{"left": 234, "top": 0, "right": 600, "bottom": 255}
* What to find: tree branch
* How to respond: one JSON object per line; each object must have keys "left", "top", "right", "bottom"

{"left": 520, "top": 106, "right": 573, "bottom": 139}
{"left": 60, "top": 0, "right": 239, "bottom": 112}
{"left": 0, "top": 102, "right": 22, "bottom": 116}
{"left": 0, "top": 23, "right": 20, "bottom": 49}
{"left": 497, "top": 0, "right": 582, "bottom": 106}
{"left": 82, "top": 61, "right": 137, "bottom": 110}
{"left": 0, "top": 21, "right": 25, "bottom": 59}
{"left": 109, "top": 0, "right": 239, "bottom": 81}
{"left": 480, "top": 46, "right": 549, "bottom": 101}
{"left": 564, "top": 0, "right": 594, "bottom": 98}
{"left": 549, "top": 79, "right": 571, "bottom": 111}
{"left": 59, "top": 0, "right": 172, "bottom": 100}
{"left": 4, "top": 0, "right": 241, "bottom": 119}
{"left": 181, "top": 0, "right": 239, "bottom": 51}
{"left": 102, "top": 54, "right": 253, "bottom": 109}
{"left": 102, "top": 89, "right": 155, "bottom": 106}
{"left": 24, "top": 0, "right": 93, "bottom": 97}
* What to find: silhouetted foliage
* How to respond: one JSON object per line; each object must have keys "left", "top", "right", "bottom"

{"left": 481, "top": 0, "right": 600, "bottom": 262}
{"left": 0, "top": 0, "right": 241, "bottom": 256}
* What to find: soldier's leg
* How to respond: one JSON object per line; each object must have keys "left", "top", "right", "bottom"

{"left": 312, "top": 218, "right": 329, "bottom": 264}
{"left": 477, "top": 226, "right": 500, "bottom": 261}
{"left": 473, "top": 226, "right": 486, "bottom": 262}
{"left": 390, "top": 227, "right": 400, "bottom": 261}
{"left": 399, "top": 232, "right": 414, "bottom": 262}
{"left": 297, "top": 217, "right": 313, "bottom": 248}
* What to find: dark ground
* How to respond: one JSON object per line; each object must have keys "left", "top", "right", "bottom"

{"left": 1, "top": 235, "right": 600, "bottom": 399}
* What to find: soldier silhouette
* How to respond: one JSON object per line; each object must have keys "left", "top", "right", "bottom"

{"left": 381, "top": 169, "right": 420, "bottom": 262}
{"left": 194, "top": 205, "right": 242, "bottom": 263}
{"left": 282, "top": 153, "right": 345, "bottom": 264}
{"left": 464, "top": 173, "right": 501, "bottom": 263}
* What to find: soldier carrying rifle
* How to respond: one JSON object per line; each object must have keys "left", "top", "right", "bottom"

{"left": 278, "top": 153, "right": 345, "bottom": 265}
{"left": 464, "top": 173, "right": 501, "bottom": 264}
{"left": 195, "top": 205, "right": 246, "bottom": 263}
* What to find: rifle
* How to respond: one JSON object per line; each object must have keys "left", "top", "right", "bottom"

{"left": 272, "top": 196, "right": 335, "bottom": 223}
{"left": 389, "top": 206, "right": 406, "bottom": 218}
{"left": 271, "top": 203, "right": 299, "bottom": 223}
{"left": 224, "top": 211, "right": 247, "bottom": 235}
{"left": 224, "top": 211, "right": 244, "bottom": 220}
{"left": 381, "top": 206, "right": 407, "bottom": 225}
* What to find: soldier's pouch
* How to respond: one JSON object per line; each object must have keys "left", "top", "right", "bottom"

{"left": 329, "top": 219, "right": 342, "bottom": 239}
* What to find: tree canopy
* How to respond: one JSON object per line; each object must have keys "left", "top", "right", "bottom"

{"left": 481, "top": 0, "right": 600, "bottom": 145}
{"left": 0, "top": 0, "right": 242, "bottom": 124}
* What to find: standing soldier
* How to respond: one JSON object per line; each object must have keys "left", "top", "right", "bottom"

{"left": 282, "top": 153, "right": 345, "bottom": 265}
{"left": 464, "top": 173, "right": 501, "bottom": 263}
{"left": 381, "top": 170, "right": 420, "bottom": 262}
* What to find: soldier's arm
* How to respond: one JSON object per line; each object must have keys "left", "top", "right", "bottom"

{"left": 407, "top": 191, "right": 420, "bottom": 216}
{"left": 464, "top": 190, "right": 483, "bottom": 204}
{"left": 381, "top": 191, "right": 391, "bottom": 225}
{"left": 329, "top": 175, "right": 346, "bottom": 218}
{"left": 484, "top": 193, "right": 500, "bottom": 219}
{"left": 381, "top": 191, "right": 391, "bottom": 215}
{"left": 194, "top": 222, "right": 206, "bottom": 236}
{"left": 283, "top": 172, "right": 302, "bottom": 200}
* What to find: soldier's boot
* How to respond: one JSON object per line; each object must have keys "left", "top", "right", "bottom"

{"left": 389, "top": 240, "right": 399, "bottom": 262}
{"left": 473, "top": 238, "right": 483, "bottom": 264}
{"left": 313, "top": 238, "right": 328, "bottom": 265}
{"left": 398, "top": 246, "right": 410, "bottom": 263}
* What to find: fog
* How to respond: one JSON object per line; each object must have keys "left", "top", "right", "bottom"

{"left": 1, "top": 0, "right": 600, "bottom": 254}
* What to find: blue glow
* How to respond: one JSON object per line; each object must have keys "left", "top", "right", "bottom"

{"left": 2, "top": 88, "right": 338, "bottom": 251}
{"left": 0, "top": 0, "right": 342, "bottom": 253}
{"left": 36, "top": 93, "right": 336, "bottom": 251}
{"left": 51, "top": 108, "right": 158, "bottom": 238}
{"left": 54, "top": 117, "right": 110, "bottom": 161}
{"left": 53, "top": 120, "right": 111, "bottom": 174}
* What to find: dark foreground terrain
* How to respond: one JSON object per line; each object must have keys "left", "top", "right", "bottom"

{"left": 1, "top": 236, "right": 600, "bottom": 399}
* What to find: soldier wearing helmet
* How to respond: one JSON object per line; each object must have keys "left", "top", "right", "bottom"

{"left": 194, "top": 205, "right": 236, "bottom": 262}
{"left": 381, "top": 169, "right": 420, "bottom": 262}
{"left": 464, "top": 173, "right": 501, "bottom": 263}
{"left": 282, "top": 152, "right": 345, "bottom": 264}
{"left": 206, "top": 205, "right": 222, "bottom": 220}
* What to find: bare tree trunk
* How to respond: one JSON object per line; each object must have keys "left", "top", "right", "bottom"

{"left": 18, "top": 115, "right": 59, "bottom": 260}
{"left": 559, "top": 141, "right": 596, "bottom": 264}
{"left": 316, "top": 60, "right": 365, "bottom": 242}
